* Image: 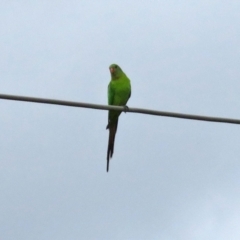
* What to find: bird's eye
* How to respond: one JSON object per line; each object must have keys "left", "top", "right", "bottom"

{"left": 115, "top": 65, "right": 118, "bottom": 68}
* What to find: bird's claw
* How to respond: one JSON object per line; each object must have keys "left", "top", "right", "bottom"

{"left": 123, "top": 105, "right": 129, "bottom": 113}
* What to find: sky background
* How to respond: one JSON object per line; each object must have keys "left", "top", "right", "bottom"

{"left": 1, "top": 1, "right": 240, "bottom": 239}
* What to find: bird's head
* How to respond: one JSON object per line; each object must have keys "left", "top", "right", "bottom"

{"left": 109, "top": 64, "right": 123, "bottom": 79}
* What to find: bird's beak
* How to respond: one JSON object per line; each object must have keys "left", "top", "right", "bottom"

{"left": 110, "top": 67, "right": 114, "bottom": 73}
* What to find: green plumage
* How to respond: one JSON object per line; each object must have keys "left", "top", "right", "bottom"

{"left": 106, "top": 64, "right": 131, "bottom": 172}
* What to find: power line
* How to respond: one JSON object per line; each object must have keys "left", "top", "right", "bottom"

{"left": 0, "top": 93, "right": 239, "bottom": 125}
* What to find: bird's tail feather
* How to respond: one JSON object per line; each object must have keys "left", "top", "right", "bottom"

{"left": 106, "top": 120, "right": 118, "bottom": 172}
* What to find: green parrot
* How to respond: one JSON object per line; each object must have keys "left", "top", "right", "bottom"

{"left": 106, "top": 64, "right": 131, "bottom": 172}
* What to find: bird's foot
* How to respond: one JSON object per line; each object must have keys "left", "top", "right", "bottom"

{"left": 123, "top": 105, "right": 129, "bottom": 113}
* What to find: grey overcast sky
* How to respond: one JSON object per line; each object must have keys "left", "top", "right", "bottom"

{"left": 1, "top": 1, "right": 240, "bottom": 239}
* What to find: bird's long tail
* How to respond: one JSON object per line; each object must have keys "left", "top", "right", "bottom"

{"left": 106, "top": 120, "right": 118, "bottom": 172}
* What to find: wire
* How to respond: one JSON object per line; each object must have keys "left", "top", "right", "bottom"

{"left": 0, "top": 93, "right": 239, "bottom": 125}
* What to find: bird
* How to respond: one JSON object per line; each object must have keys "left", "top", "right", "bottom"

{"left": 106, "top": 64, "right": 131, "bottom": 172}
